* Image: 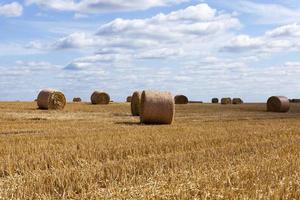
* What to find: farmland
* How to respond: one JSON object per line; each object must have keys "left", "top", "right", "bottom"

{"left": 0, "top": 102, "right": 300, "bottom": 199}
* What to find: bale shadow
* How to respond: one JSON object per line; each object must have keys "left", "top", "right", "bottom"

{"left": 114, "top": 122, "right": 140, "bottom": 126}
{"left": 113, "top": 113, "right": 132, "bottom": 117}
{"left": 29, "top": 117, "right": 47, "bottom": 121}
{"left": 115, "top": 121, "right": 170, "bottom": 126}
{"left": 0, "top": 130, "right": 42, "bottom": 135}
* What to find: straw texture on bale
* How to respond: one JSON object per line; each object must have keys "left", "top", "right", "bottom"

{"left": 131, "top": 91, "right": 142, "bottom": 116}
{"left": 212, "top": 98, "right": 219, "bottom": 103}
{"left": 73, "top": 97, "right": 82, "bottom": 102}
{"left": 267, "top": 96, "right": 290, "bottom": 112}
{"left": 221, "top": 98, "right": 232, "bottom": 105}
{"left": 174, "top": 95, "right": 188, "bottom": 104}
{"left": 37, "top": 89, "right": 66, "bottom": 110}
{"left": 91, "top": 91, "right": 110, "bottom": 105}
{"left": 140, "top": 91, "right": 175, "bottom": 124}
{"left": 232, "top": 98, "right": 243, "bottom": 104}
{"left": 127, "top": 96, "right": 132, "bottom": 102}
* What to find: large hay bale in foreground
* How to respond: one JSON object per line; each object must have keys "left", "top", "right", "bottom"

{"left": 126, "top": 96, "right": 132, "bottom": 102}
{"left": 232, "top": 98, "right": 243, "bottom": 104}
{"left": 212, "top": 98, "right": 219, "bottom": 103}
{"left": 140, "top": 91, "right": 175, "bottom": 124}
{"left": 91, "top": 91, "right": 110, "bottom": 105}
{"left": 131, "top": 91, "right": 142, "bottom": 116}
{"left": 174, "top": 95, "right": 188, "bottom": 104}
{"left": 221, "top": 97, "right": 232, "bottom": 105}
{"left": 267, "top": 96, "right": 290, "bottom": 112}
{"left": 37, "top": 89, "right": 66, "bottom": 110}
{"left": 73, "top": 97, "right": 82, "bottom": 102}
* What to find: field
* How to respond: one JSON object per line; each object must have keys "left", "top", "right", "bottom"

{"left": 0, "top": 102, "right": 300, "bottom": 199}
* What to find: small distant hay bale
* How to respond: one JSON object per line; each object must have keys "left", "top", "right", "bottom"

{"left": 232, "top": 98, "right": 243, "bottom": 104}
{"left": 221, "top": 97, "right": 232, "bottom": 105}
{"left": 37, "top": 89, "right": 66, "bottom": 110}
{"left": 127, "top": 96, "right": 132, "bottom": 102}
{"left": 91, "top": 91, "right": 110, "bottom": 105}
{"left": 267, "top": 96, "right": 290, "bottom": 112}
{"left": 73, "top": 97, "right": 82, "bottom": 102}
{"left": 131, "top": 91, "right": 142, "bottom": 116}
{"left": 212, "top": 98, "right": 219, "bottom": 103}
{"left": 291, "top": 99, "right": 300, "bottom": 103}
{"left": 174, "top": 95, "right": 188, "bottom": 104}
{"left": 140, "top": 90, "right": 175, "bottom": 124}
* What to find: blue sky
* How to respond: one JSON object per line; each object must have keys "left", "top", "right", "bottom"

{"left": 1, "top": 0, "right": 300, "bottom": 102}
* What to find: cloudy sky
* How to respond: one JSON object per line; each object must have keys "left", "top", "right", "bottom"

{"left": 1, "top": 0, "right": 300, "bottom": 102}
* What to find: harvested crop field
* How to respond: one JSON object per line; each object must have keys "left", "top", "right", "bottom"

{"left": 1, "top": 102, "right": 300, "bottom": 199}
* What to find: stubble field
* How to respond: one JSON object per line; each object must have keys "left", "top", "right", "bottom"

{"left": 0, "top": 102, "right": 300, "bottom": 199}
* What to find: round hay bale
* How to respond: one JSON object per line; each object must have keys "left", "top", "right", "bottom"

{"left": 267, "top": 96, "right": 290, "bottom": 112}
{"left": 73, "top": 97, "right": 82, "bottom": 102}
{"left": 126, "top": 96, "right": 132, "bottom": 102}
{"left": 174, "top": 95, "right": 188, "bottom": 104}
{"left": 140, "top": 91, "right": 175, "bottom": 124}
{"left": 131, "top": 91, "right": 142, "bottom": 116}
{"left": 37, "top": 89, "right": 66, "bottom": 110}
{"left": 221, "top": 97, "right": 232, "bottom": 105}
{"left": 91, "top": 91, "right": 110, "bottom": 105}
{"left": 232, "top": 98, "right": 243, "bottom": 104}
{"left": 212, "top": 98, "right": 219, "bottom": 103}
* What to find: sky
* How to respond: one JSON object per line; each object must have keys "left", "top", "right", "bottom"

{"left": 1, "top": 0, "right": 300, "bottom": 102}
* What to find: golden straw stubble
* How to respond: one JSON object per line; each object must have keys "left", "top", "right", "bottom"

{"left": 267, "top": 96, "right": 290, "bottom": 112}
{"left": 91, "top": 91, "right": 110, "bottom": 105}
{"left": 131, "top": 91, "right": 142, "bottom": 116}
{"left": 140, "top": 90, "right": 175, "bottom": 124}
{"left": 37, "top": 89, "right": 66, "bottom": 110}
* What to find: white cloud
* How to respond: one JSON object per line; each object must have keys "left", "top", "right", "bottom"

{"left": 222, "top": 35, "right": 264, "bottom": 52}
{"left": 48, "top": 3, "right": 239, "bottom": 63}
{"left": 222, "top": 23, "right": 300, "bottom": 54}
{"left": 26, "top": 0, "right": 189, "bottom": 13}
{"left": 266, "top": 23, "right": 300, "bottom": 38}
{"left": 223, "top": 0, "right": 300, "bottom": 25}
{"left": 135, "top": 48, "right": 183, "bottom": 59}
{"left": 0, "top": 2, "right": 23, "bottom": 17}
{"left": 53, "top": 32, "right": 99, "bottom": 49}
{"left": 95, "top": 4, "right": 239, "bottom": 40}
